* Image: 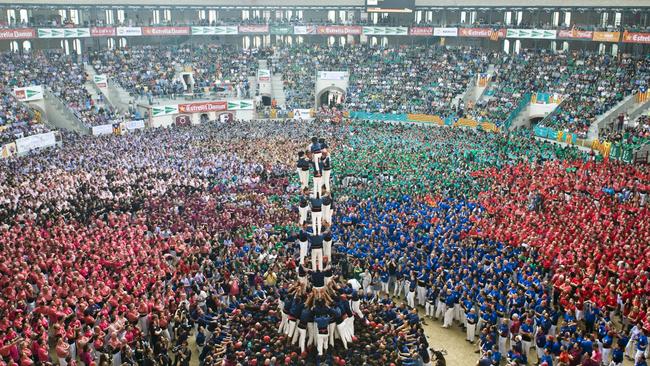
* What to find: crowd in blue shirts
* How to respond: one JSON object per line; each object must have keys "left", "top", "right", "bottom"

{"left": 332, "top": 194, "right": 649, "bottom": 366}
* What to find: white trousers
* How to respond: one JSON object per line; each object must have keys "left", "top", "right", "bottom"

{"left": 295, "top": 327, "right": 307, "bottom": 353}
{"left": 311, "top": 211, "right": 322, "bottom": 234}
{"left": 351, "top": 300, "right": 363, "bottom": 318}
{"left": 323, "top": 169, "right": 331, "bottom": 192}
{"left": 425, "top": 302, "right": 435, "bottom": 317}
{"left": 443, "top": 307, "right": 454, "bottom": 327}
{"left": 312, "top": 177, "right": 323, "bottom": 198}
{"left": 311, "top": 248, "right": 323, "bottom": 271}
{"left": 307, "top": 322, "right": 316, "bottom": 346}
{"left": 312, "top": 152, "right": 322, "bottom": 170}
{"left": 536, "top": 342, "right": 545, "bottom": 360}
{"left": 278, "top": 312, "right": 288, "bottom": 334}
{"left": 407, "top": 291, "right": 416, "bottom": 309}
{"left": 298, "top": 169, "right": 309, "bottom": 189}
{"left": 299, "top": 206, "right": 309, "bottom": 225}
{"left": 298, "top": 240, "right": 308, "bottom": 263}
{"left": 625, "top": 339, "right": 636, "bottom": 358}
{"left": 323, "top": 240, "right": 332, "bottom": 260}
{"left": 466, "top": 323, "right": 476, "bottom": 342}
{"left": 322, "top": 205, "right": 332, "bottom": 224}
{"left": 317, "top": 333, "right": 328, "bottom": 355}
{"left": 522, "top": 340, "right": 531, "bottom": 359}
{"left": 601, "top": 348, "right": 611, "bottom": 365}
{"left": 498, "top": 336, "right": 508, "bottom": 355}
{"left": 417, "top": 286, "right": 426, "bottom": 305}
{"left": 393, "top": 280, "right": 403, "bottom": 297}
{"left": 287, "top": 319, "right": 297, "bottom": 338}
{"left": 436, "top": 301, "right": 446, "bottom": 320}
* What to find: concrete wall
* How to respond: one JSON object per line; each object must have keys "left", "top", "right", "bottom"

{"left": 529, "top": 103, "right": 558, "bottom": 120}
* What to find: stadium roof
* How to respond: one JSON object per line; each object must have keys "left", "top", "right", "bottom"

{"left": 1, "top": 0, "right": 649, "bottom": 8}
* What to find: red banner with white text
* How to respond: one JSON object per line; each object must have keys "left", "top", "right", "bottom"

{"left": 0, "top": 28, "right": 35, "bottom": 40}
{"left": 142, "top": 27, "right": 190, "bottom": 36}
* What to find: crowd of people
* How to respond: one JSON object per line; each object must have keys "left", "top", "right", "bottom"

{"left": 90, "top": 46, "right": 262, "bottom": 102}
{"left": 0, "top": 117, "right": 647, "bottom": 366}
{"left": 2, "top": 44, "right": 649, "bottom": 137}
{"left": 0, "top": 50, "right": 125, "bottom": 129}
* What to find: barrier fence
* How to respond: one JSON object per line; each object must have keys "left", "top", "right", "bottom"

{"left": 348, "top": 111, "right": 500, "bottom": 132}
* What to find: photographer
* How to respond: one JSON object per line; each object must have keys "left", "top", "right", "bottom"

{"left": 171, "top": 341, "right": 191, "bottom": 366}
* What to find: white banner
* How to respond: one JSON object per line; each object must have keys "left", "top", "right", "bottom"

{"left": 15, "top": 131, "right": 56, "bottom": 154}
{"left": 293, "top": 109, "right": 314, "bottom": 121}
{"left": 13, "top": 85, "right": 43, "bottom": 101}
{"left": 318, "top": 71, "right": 348, "bottom": 81}
{"left": 91, "top": 124, "right": 113, "bottom": 136}
{"left": 93, "top": 74, "right": 108, "bottom": 88}
{"left": 125, "top": 120, "right": 146, "bottom": 130}
{"left": 116, "top": 27, "right": 142, "bottom": 36}
{"left": 433, "top": 27, "right": 458, "bottom": 37}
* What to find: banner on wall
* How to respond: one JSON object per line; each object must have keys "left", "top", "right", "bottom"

{"left": 152, "top": 104, "right": 179, "bottom": 117}
{"left": 1, "top": 142, "right": 17, "bottom": 159}
{"left": 93, "top": 75, "right": 107, "bottom": 88}
{"left": 318, "top": 71, "right": 347, "bottom": 81}
{"left": 316, "top": 26, "right": 362, "bottom": 35}
{"left": 257, "top": 69, "right": 271, "bottom": 82}
{"left": 459, "top": 28, "right": 506, "bottom": 39}
{"left": 592, "top": 31, "right": 620, "bottom": 42}
{"left": 178, "top": 101, "right": 227, "bottom": 114}
{"left": 227, "top": 100, "right": 254, "bottom": 110}
{"left": 0, "top": 28, "right": 36, "bottom": 40}
{"left": 506, "top": 29, "right": 557, "bottom": 39}
{"left": 116, "top": 27, "right": 142, "bottom": 37}
{"left": 270, "top": 25, "right": 293, "bottom": 35}
{"left": 90, "top": 27, "right": 116, "bottom": 37}
{"left": 293, "top": 109, "right": 313, "bottom": 120}
{"left": 362, "top": 26, "right": 408, "bottom": 36}
{"left": 190, "top": 26, "right": 238, "bottom": 35}
{"left": 13, "top": 85, "right": 43, "bottom": 102}
{"left": 622, "top": 31, "right": 650, "bottom": 44}
{"left": 294, "top": 25, "right": 317, "bottom": 35}
{"left": 557, "top": 29, "right": 593, "bottom": 40}
{"left": 91, "top": 124, "right": 113, "bottom": 136}
{"left": 142, "top": 27, "right": 190, "bottom": 36}
{"left": 409, "top": 27, "right": 433, "bottom": 36}
{"left": 433, "top": 27, "right": 458, "bottom": 37}
{"left": 125, "top": 120, "right": 145, "bottom": 130}
{"left": 15, "top": 132, "right": 56, "bottom": 154}
{"left": 238, "top": 25, "right": 269, "bottom": 33}
{"left": 38, "top": 28, "right": 90, "bottom": 38}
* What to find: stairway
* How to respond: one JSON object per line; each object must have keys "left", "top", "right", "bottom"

{"left": 270, "top": 74, "right": 286, "bottom": 108}
{"left": 589, "top": 93, "right": 636, "bottom": 140}
{"left": 43, "top": 89, "right": 90, "bottom": 134}
{"left": 467, "top": 64, "right": 495, "bottom": 105}
{"left": 508, "top": 103, "right": 533, "bottom": 131}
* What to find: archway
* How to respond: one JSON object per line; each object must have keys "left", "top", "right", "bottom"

{"left": 316, "top": 86, "right": 346, "bottom": 108}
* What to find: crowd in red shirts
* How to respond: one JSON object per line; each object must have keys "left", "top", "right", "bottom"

{"left": 474, "top": 159, "right": 650, "bottom": 332}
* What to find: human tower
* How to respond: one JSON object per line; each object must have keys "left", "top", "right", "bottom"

{"left": 278, "top": 136, "right": 362, "bottom": 360}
